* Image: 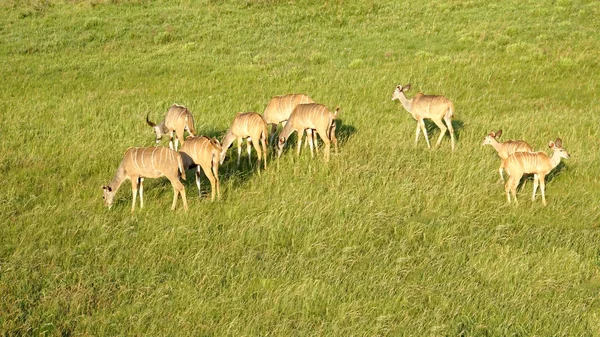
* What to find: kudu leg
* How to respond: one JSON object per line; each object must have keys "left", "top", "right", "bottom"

{"left": 316, "top": 126, "right": 330, "bottom": 162}
{"left": 511, "top": 175, "right": 521, "bottom": 205}
{"left": 296, "top": 132, "right": 303, "bottom": 157}
{"left": 306, "top": 129, "right": 315, "bottom": 158}
{"left": 445, "top": 115, "right": 456, "bottom": 151}
{"left": 432, "top": 118, "right": 448, "bottom": 148}
{"left": 531, "top": 174, "right": 539, "bottom": 201}
{"left": 131, "top": 177, "right": 139, "bottom": 212}
{"left": 236, "top": 138, "right": 242, "bottom": 168}
{"left": 539, "top": 174, "right": 547, "bottom": 206}
{"left": 414, "top": 123, "right": 421, "bottom": 146}
{"left": 171, "top": 179, "right": 187, "bottom": 211}
{"left": 139, "top": 178, "right": 144, "bottom": 209}
{"left": 261, "top": 135, "right": 268, "bottom": 170}
{"left": 420, "top": 119, "right": 431, "bottom": 148}
{"left": 195, "top": 167, "right": 202, "bottom": 197}
{"left": 330, "top": 123, "right": 338, "bottom": 154}
{"left": 246, "top": 138, "right": 253, "bottom": 168}
{"left": 251, "top": 137, "right": 262, "bottom": 174}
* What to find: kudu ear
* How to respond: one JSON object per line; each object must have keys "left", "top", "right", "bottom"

{"left": 495, "top": 130, "right": 502, "bottom": 138}
{"left": 489, "top": 131, "right": 495, "bottom": 138}
{"left": 548, "top": 141, "right": 555, "bottom": 149}
{"left": 404, "top": 84, "right": 411, "bottom": 91}
{"left": 555, "top": 138, "right": 563, "bottom": 147}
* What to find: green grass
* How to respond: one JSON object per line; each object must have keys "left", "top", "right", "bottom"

{"left": 1, "top": 0, "right": 600, "bottom": 335}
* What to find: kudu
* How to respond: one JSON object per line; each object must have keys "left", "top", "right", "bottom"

{"left": 146, "top": 104, "right": 196, "bottom": 151}
{"left": 263, "top": 94, "right": 316, "bottom": 146}
{"left": 102, "top": 147, "right": 188, "bottom": 212}
{"left": 392, "top": 84, "right": 456, "bottom": 151}
{"left": 179, "top": 136, "right": 221, "bottom": 201}
{"left": 276, "top": 103, "right": 339, "bottom": 162}
{"left": 220, "top": 112, "right": 268, "bottom": 172}
{"left": 503, "top": 138, "right": 570, "bottom": 206}
{"left": 482, "top": 130, "right": 533, "bottom": 182}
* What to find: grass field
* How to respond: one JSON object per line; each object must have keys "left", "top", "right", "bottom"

{"left": 1, "top": 0, "right": 600, "bottom": 335}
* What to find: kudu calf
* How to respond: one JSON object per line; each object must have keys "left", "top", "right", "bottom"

{"left": 146, "top": 104, "right": 196, "bottom": 151}
{"left": 392, "top": 84, "right": 456, "bottom": 151}
{"left": 482, "top": 130, "right": 533, "bottom": 182}
{"left": 179, "top": 136, "right": 221, "bottom": 201}
{"left": 276, "top": 103, "right": 339, "bottom": 162}
{"left": 220, "top": 112, "right": 268, "bottom": 172}
{"left": 503, "top": 138, "right": 570, "bottom": 206}
{"left": 102, "top": 147, "right": 188, "bottom": 212}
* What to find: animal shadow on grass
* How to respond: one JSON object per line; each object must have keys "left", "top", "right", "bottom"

{"left": 423, "top": 119, "right": 465, "bottom": 142}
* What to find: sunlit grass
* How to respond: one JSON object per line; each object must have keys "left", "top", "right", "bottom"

{"left": 1, "top": 0, "right": 599, "bottom": 335}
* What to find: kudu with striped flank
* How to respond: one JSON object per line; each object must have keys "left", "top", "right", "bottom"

{"left": 392, "top": 84, "right": 456, "bottom": 151}
{"left": 180, "top": 136, "right": 222, "bottom": 201}
{"left": 220, "top": 112, "right": 268, "bottom": 171}
{"left": 146, "top": 104, "right": 196, "bottom": 151}
{"left": 263, "top": 94, "right": 315, "bottom": 145}
{"left": 276, "top": 103, "right": 339, "bottom": 162}
{"left": 482, "top": 129, "right": 533, "bottom": 182}
{"left": 102, "top": 147, "right": 188, "bottom": 212}
{"left": 503, "top": 138, "right": 570, "bottom": 206}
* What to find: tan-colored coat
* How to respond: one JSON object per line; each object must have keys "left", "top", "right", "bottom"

{"left": 220, "top": 112, "right": 268, "bottom": 171}
{"left": 392, "top": 84, "right": 456, "bottom": 151}
{"left": 277, "top": 103, "right": 338, "bottom": 161}
{"left": 502, "top": 138, "right": 570, "bottom": 206}
{"left": 263, "top": 94, "right": 315, "bottom": 144}
{"left": 102, "top": 146, "right": 188, "bottom": 212}
{"left": 482, "top": 130, "right": 533, "bottom": 181}
{"left": 147, "top": 104, "right": 196, "bottom": 151}
{"left": 180, "top": 136, "right": 222, "bottom": 201}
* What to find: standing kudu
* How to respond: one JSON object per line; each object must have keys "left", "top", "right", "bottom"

{"left": 220, "top": 112, "right": 268, "bottom": 172}
{"left": 482, "top": 130, "right": 533, "bottom": 182}
{"left": 276, "top": 103, "right": 339, "bottom": 162}
{"left": 263, "top": 94, "right": 315, "bottom": 146}
{"left": 102, "top": 147, "right": 188, "bottom": 212}
{"left": 179, "top": 136, "right": 222, "bottom": 201}
{"left": 392, "top": 84, "right": 456, "bottom": 151}
{"left": 503, "top": 138, "right": 570, "bottom": 206}
{"left": 146, "top": 104, "right": 196, "bottom": 151}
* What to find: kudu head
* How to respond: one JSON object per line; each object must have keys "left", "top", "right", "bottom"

{"left": 549, "top": 138, "right": 570, "bottom": 159}
{"left": 392, "top": 84, "right": 411, "bottom": 101}
{"left": 276, "top": 136, "right": 287, "bottom": 159}
{"left": 482, "top": 129, "right": 502, "bottom": 146}
{"left": 146, "top": 113, "right": 168, "bottom": 144}
{"left": 101, "top": 185, "right": 116, "bottom": 209}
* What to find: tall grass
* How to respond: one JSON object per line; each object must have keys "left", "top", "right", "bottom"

{"left": 1, "top": 0, "right": 600, "bottom": 335}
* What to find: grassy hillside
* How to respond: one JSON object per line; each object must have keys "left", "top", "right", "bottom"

{"left": 1, "top": 0, "right": 599, "bottom": 335}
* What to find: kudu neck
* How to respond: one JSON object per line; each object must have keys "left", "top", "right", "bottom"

{"left": 398, "top": 92, "right": 413, "bottom": 113}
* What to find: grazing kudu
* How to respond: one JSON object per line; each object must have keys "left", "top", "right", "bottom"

{"left": 482, "top": 130, "right": 533, "bottom": 182}
{"left": 276, "top": 103, "right": 339, "bottom": 162}
{"left": 503, "top": 138, "right": 570, "bottom": 206}
{"left": 102, "top": 147, "right": 188, "bottom": 212}
{"left": 263, "top": 94, "right": 315, "bottom": 145}
{"left": 179, "top": 136, "right": 221, "bottom": 201}
{"left": 146, "top": 104, "right": 196, "bottom": 151}
{"left": 220, "top": 112, "right": 268, "bottom": 172}
{"left": 392, "top": 84, "right": 456, "bottom": 151}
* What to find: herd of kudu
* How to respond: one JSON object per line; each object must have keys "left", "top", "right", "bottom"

{"left": 102, "top": 85, "right": 570, "bottom": 212}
